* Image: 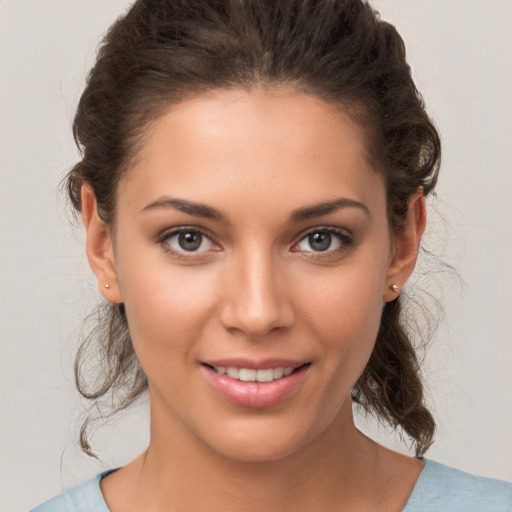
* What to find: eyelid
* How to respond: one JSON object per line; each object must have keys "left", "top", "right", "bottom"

{"left": 291, "top": 226, "right": 353, "bottom": 254}
{"left": 296, "top": 225, "right": 352, "bottom": 243}
{"left": 157, "top": 226, "right": 221, "bottom": 256}
{"left": 156, "top": 225, "right": 352, "bottom": 258}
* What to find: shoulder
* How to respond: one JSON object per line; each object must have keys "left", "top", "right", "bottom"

{"left": 29, "top": 472, "right": 112, "bottom": 512}
{"left": 404, "top": 459, "right": 512, "bottom": 512}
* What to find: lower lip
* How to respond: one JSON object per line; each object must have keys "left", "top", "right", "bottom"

{"left": 201, "top": 364, "right": 310, "bottom": 408}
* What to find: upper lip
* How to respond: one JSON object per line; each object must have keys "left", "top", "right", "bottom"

{"left": 201, "top": 358, "right": 309, "bottom": 370}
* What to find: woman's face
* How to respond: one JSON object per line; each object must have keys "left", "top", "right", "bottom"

{"left": 88, "top": 87, "right": 420, "bottom": 462}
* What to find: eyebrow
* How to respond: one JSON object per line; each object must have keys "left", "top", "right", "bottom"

{"left": 141, "top": 197, "right": 228, "bottom": 222}
{"left": 141, "top": 196, "right": 370, "bottom": 222}
{"left": 290, "top": 198, "right": 370, "bottom": 222}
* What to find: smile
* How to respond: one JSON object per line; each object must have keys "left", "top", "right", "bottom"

{"left": 201, "top": 362, "right": 311, "bottom": 408}
{"left": 211, "top": 366, "right": 295, "bottom": 382}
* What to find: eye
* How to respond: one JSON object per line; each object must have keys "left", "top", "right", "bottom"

{"left": 294, "top": 228, "right": 351, "bottom": 254}
{"left": 160, "top": 228, "right": 218, "bottom": 254}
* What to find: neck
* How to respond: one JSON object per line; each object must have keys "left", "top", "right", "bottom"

{"left": 130, "top": 401, "right": 391, "bottom": 511}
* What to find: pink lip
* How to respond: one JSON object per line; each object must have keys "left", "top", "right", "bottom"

{"left": 201, "top": 362, "right": 310, "bottom": 408}
{"left": 202, "top": 358, "right": 305, "bottom": 370}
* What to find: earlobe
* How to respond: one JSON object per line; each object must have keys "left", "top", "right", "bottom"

{"left": 81, "top": 184, "right": 123, "bottom": 304}
{"left": 383, "top": 188, "right": 426, "bottom": 302}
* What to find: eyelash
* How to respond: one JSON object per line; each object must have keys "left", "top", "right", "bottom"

{"left": 157, "top": 226, "right": 220, "bottom": 259}
{"left": 293, "top": 227, "right": 353, "bottom": 259}
{"left": 156, "top": 226, "right": 353, "bottom": 259}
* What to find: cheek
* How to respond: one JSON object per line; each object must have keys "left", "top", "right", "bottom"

{"left": 297, "top": 260, "right": 386, "bottom": 366}
{"left": 115, "top": 248, "right": 220, "bottom": 369}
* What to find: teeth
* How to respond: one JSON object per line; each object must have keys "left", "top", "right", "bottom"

{"left": 239, "top": 368, "right": 256, "bottom": 382}
{"left": 257, "top": 368, "right": 274, "bottom": 382}
{"left": 226, "top": 367, "right": 239, "bottom": 379}
{"left": 214, "top": 365, "right": 297, "bottom": 382}
{"left": 273, "top": 367, "right": 284, "bottom": 379}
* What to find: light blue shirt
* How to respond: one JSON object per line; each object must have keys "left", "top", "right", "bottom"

{"left": 31, "top": 459, "right": 512, "bottom": 511}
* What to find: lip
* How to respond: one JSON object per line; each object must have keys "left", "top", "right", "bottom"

{"left": 202, "top": 358, "right": 305, "bottom": 370}
{"left": 201, "top": 360, "right": 311, "bottom": 408}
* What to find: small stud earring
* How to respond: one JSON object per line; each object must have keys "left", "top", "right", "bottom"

{"left": 104, "top": 283, "right": 110, "bottom": 289}
{"left": 390, "top": 284, "right": 400, "bottom": 293}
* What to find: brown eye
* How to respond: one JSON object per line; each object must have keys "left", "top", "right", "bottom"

{"left": 294, "top": 228, "right": 352, "bottom": 255}
{"left": 178, "top": 231, "right": 203, "bottom": 251}
{"left": 308, "top": 232, "right": 332, "bottom": 252}
{"left": 162, "top": 228, "right": 217, "bottom": 254}
{"left": 297, "top": 230, "right": 340, "bottom": 252}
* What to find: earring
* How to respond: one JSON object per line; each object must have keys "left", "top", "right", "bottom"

{"left": 390, "top": 284, "right": 400, "bottom": 293}
{"left": 104, "top": 283, "right": 111, "bottom": 289}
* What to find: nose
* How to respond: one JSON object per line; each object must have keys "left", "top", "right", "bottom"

{"left": 219, "top": 249, "right": 294, "bottom": 339}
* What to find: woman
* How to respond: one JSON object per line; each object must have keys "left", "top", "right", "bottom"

{"left": 31, "top": 0, "right": 511, "bottom": 510}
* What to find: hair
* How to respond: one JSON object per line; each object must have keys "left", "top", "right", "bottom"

{"left": 68, "top": 0, "right": 440, "bottom": 457}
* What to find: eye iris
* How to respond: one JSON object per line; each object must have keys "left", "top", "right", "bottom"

{"left": 309, "top": 232, "right": 331, "bottom": 251}
{"left": 178, "top": 232, "right": 202, "bottom": 251}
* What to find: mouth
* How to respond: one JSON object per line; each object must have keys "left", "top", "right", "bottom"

{"left": 203, "top": 364, "right": 302, "bottom": 383}
{"left": 200, "top": 361, "right": 311, "bottom": 408}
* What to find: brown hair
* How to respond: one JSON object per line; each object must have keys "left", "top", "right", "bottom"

{"left": 69, "top": 0, "right": 440, "bottom": 457}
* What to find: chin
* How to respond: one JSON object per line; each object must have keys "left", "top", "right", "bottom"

{"left": 194, "top": 412, "right": 335, "bottom": 464}
{"left": 209, "top": 435, "right": 309, "bottom": 464}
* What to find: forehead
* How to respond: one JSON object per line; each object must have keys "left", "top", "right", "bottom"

{"left": 118, "top": 87, "right": 385, "bottom": 218}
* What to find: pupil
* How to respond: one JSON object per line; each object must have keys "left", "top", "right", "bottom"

{"left": 179, "top": 232, "right": 202, "bottom": 251}
{"left": 309, "top": 232, "right": 331, "bottom": 251}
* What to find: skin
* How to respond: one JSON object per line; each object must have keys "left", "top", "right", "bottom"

{"left": 83, "top": 87, "right": 426, "bottom": 511}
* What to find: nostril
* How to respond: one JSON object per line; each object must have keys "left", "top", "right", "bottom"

{"left": 217, "top": 258, "right": 295, "bottom": 336}
{"left": 219, "top": 295, "right": 295, "bottom": 338}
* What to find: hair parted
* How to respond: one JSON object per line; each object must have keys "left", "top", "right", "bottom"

{"left": 68, "top": 0, "right": 440, "bottom": 457}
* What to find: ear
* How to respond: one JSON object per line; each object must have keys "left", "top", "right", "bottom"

{"left": 383, "top": 188, "right": 426, "bottom": 302}
{"left": 81, "top": 184, "right": 123, "bottom": 304}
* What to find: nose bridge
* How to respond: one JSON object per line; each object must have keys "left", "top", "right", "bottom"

{"left": 220, "top": 243, "right": 293, "bottom": 337}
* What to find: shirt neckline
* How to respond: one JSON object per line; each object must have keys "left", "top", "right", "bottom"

{"left": 92, "top": 459, "right": 433, "bottom": 511}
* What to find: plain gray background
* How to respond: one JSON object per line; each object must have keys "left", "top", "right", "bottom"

{"left": 1, "top": 1, "right": 511, "bottom": 510}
